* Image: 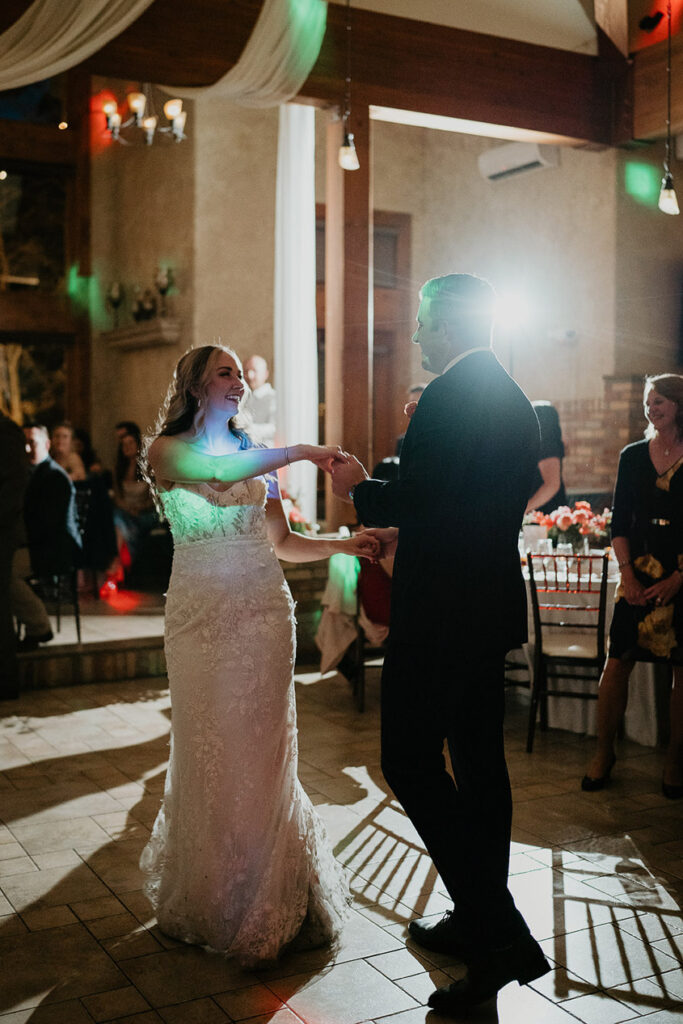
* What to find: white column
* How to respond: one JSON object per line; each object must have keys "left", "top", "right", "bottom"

{"left": 274, "top": 103, "right": 319, "bottom": 525}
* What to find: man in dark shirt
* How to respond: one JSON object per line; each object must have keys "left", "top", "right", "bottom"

{"left": 331, "top": 274, "right": 548, "bottom": 1012}
{"left": 11, "top": 424, "right": 82, "bottom": 650}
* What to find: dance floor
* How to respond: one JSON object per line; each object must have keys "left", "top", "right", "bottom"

{"left": 0, "top": 664, "right": 682, "bottom": 1023}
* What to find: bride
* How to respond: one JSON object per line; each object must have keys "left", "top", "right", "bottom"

{"left": 140, "top": 344, "right": 376, "bottom": 964}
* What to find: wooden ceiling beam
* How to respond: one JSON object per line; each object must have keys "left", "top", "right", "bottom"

{"left": 83, "top": 0, "right": 261, "bottom": 86}
{"left": 633, "top": 32, "right": 683, "bottom": 139}
{"left": 0, "top": 0, "right": 631, "bottom": 146}
{"left": 304, "top": 4, "right": 627, "bottom": 146}
{"left": 595, "top": 0, "right": 630, "bottom": 58}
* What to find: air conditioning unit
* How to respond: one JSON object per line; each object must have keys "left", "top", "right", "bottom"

{"left": 477, "top": 142, "right": 560, "bottom": 182}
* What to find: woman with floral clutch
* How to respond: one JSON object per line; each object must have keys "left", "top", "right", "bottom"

{"left": 582, "top": 374, "right": 683, "bottom": 798}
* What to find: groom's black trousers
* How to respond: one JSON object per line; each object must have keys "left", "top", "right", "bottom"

{"left": 380, "top": 641, "right": 529, "bottom": 951}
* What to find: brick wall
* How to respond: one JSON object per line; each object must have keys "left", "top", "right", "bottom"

{"left": 281, "top": 559, "right": 329, "bottom": 665}
{"left": 556, "top": 375, "right": 646, "bottom": 505}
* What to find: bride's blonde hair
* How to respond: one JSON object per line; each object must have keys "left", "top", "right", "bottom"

{"left": 141, "top": 344, "right": 252, "bottom": 512}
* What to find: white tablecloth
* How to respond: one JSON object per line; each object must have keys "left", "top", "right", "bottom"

{"left": 522, "top": 564, "right": 658, "bottom": 747}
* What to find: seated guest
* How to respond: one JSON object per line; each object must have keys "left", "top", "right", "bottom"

{"left": 357, "top": 457, "right": 400, "bottom": 638}
{"left": 395, "top": 384, "right": 426, "bottom": 456}
{"left": 115, "top": 420, "right": 142, "bottom": 448}
{"left": 112, "top": 431, "right": 158, "bottom": 572}
{"left": 0, "top": 411, "right": 29, "bottom": 696}
{"left": 51, "top": 422, "right": 87, "bottom": 482}
{"left": 11, "top": 424, "right": 82, "bottom": 649}
{"left": 317, "top": 457, "right": 399, "bottom": 671}
{"left": 73, "top": 427, "right": 104, "bottom": 476}
{"left": 526, "top": 401, "right": 568, "bottom": 513}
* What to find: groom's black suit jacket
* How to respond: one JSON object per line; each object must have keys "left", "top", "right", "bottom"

{"left": 354, "top": 350, "right": 540, "bottom": 653}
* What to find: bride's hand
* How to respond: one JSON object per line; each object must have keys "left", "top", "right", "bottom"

{"left": 291, "top": 444, "right": 349, "bottom": 473}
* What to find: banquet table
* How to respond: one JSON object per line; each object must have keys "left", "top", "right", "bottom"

{"left": 521, "top": 557, "right": 663, "bottom": 747}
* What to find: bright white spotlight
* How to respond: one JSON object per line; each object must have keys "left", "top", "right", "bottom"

{"left": 496, "top": 292, "right": 531, "bottom": 331}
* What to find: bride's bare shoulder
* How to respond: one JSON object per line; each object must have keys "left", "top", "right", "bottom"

{"left": 149, "top": 433, "right": 193, "bottom": 456}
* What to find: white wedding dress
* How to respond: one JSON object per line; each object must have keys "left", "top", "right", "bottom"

{"left": 140, "top": 475, "right": 348, "bottom": 965}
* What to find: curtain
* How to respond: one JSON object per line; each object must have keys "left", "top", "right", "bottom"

{"left": 166, "top": 0, "right": 327, "bottom": 108}
{"left": 0, "top": 0, "right": 155, "bottom": 91}
{"left": 274, "top": 103, "right": 319, "bottom": 525}
{"left": 0, "top": 0, "right": 326, "bottom": 105}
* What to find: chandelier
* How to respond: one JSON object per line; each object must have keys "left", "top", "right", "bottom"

{"left": 102, "top": 84, "right": 187, "bottom": 146}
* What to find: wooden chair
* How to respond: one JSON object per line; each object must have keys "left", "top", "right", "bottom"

{"left": 526, "top": 551, "right": 610, "bottom": 753}
{"left": 35, "top": 570, "right": 82, "bottom": 645}
{"left": 32, "top": 487, "right": 89, "bottom": 646}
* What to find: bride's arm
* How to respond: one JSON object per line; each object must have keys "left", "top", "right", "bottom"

{"left": 149, "top": 436, "right": 343, "bottom": 486}
{"left": 265, "top": 499, "right": 379, "bottom": 563}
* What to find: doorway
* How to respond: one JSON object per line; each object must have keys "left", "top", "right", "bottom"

{"left": 315, "top": 208, "right": 412, "bottom": 468}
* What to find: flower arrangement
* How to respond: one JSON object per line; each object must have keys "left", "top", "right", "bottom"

{"left": 524, "top": 501, "right": 611, "bottom": 551}
{"left": 280, "top": 489, "right": 314, "bottom": 535}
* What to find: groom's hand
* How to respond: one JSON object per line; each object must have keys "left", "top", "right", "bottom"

{"left": 331, "top": 454, "right": 368, "bottom": 503}
{"left": 360, "top": 527, "right": 398, "bottom": 559}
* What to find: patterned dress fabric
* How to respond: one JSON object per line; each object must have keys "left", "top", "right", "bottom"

{"left": 140, "top": 476, "right": 348, "bottom": 964}
{"left": 609, "top": 440, "right": 683, "bottom": 662}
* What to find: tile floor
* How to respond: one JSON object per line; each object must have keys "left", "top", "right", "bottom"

{"left": 35, "top": 595, "right": 165, "bottom": 648}
{"left": 0, "top": 667, "right": 682, "bottom": 1023}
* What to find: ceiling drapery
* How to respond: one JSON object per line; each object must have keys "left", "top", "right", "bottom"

{"left": 0, "top": 0, "right": 156, "bottom": 91}
{"left": 0, "top": 0, "right": 327, "bottom": 110}
{"left": 163, "top": 0, "right": 327, "bottom": 107}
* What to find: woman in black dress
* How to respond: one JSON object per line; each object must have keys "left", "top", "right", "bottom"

{"left": 526, "top": 402, "right": 568, "bottom": 514}
{"left": 583, "top": 374, "right": 683, "bottom": 798}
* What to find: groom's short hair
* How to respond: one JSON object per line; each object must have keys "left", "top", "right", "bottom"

{"left": 420, "top": 274, "right": 495, "bottom": 343}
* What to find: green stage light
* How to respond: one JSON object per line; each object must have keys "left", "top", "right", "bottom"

{"left": 624, "top": 162, "right": 660, "bottom": 205}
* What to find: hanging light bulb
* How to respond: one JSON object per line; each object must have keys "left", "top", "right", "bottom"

{"left": 338, "top": 0, "right": 359, "bottom": 171}
{"left": 127, "top": 91, "right": 146, "bottom": 124}
{"left": 659, "top": 170, "right": 680, "bottom": 214}
{"left": 659, "top": 1, "right": 679, "bottom": 215}
{"left": 142, "top": 115, "right": 158, "bottom": 145}
{"left": 102, "top": 99, "right": 118, "bottom": 132}
{"left": 339, "top": 132, "right": 360, "bottom": 171}
{"left": 163, "top": 98, "right": 183, "bottom": 121}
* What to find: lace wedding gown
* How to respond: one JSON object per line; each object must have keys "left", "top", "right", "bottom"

{"left": 140, "top": 476, "right": 348, "bottom": 965}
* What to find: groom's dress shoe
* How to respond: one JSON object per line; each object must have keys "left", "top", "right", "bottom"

{"left": 408, "top": 911, "right": 469, "bottom": 957}
{"left": 427, "top": 933, "right": 551, "bottom": 1013}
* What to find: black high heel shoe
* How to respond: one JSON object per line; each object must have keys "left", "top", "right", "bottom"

{"left": 581, "top": 753, "right": 616, "bottom": 792}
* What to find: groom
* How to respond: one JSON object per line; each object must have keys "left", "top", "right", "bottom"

{"left": 331, "top": 274, "right": 548, "bottom": 1012}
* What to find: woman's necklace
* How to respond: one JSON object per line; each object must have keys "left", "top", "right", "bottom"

{"left": 661, "top": 436, "right": 681, "bottom": 457}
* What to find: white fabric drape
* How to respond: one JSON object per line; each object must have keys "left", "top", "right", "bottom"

{"left": 164, "top": 0, "right": 327, "bottom": 107}
{"left": 0, "top": 0, "right": 155, "bottom": 91}
{"left": 274, "top": 103, "right": 319, "bottom": 525}
{"left": 0, "top": 0, "right": 326, "bottom": 105}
